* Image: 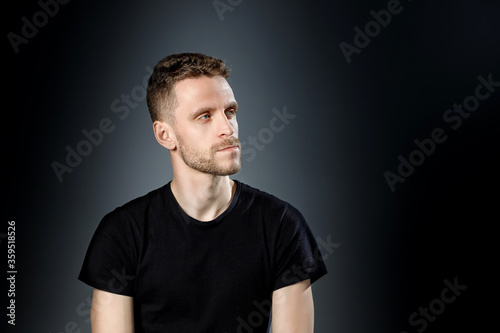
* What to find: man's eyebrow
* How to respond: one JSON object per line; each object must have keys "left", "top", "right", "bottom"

{"left": 189, "top": 101, "right": 239, "bottom": 118}
{"left": 226, "top": 101, "right": 239, "bottom": 110}
{"left": 189, "top": 106, "right": 214, "bottom": 118}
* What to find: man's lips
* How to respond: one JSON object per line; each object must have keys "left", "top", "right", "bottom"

{"left": 217, "top": 145, "right": 240, "bottom": 152}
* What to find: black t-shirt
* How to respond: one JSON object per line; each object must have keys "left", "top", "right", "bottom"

{"left": 78, "top": 180, "right": 327, "bottom": 332}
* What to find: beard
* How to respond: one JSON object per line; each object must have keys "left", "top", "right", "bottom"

{"left": 176, "top": 134, "right": 242, "bottom": 176}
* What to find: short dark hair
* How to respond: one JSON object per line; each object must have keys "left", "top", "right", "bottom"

{"left": 146, "top": 52, "right": 231, "bottom": 123}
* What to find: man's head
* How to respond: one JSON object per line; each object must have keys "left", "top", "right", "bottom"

{"left": 147, "top": 53, "right": 241, "bottom": 176}
{"left": 146, "top": 52, "right": 231, "bottom": 124}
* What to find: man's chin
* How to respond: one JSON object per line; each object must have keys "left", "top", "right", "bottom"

{"left": 213, "top": 155, "right": 241, "bottom": 176}
{"left": 181, "top": 154, "right": 241, "bottom": 176}
{"left": 214, "top": 164, "right": 241, "bottom": 176}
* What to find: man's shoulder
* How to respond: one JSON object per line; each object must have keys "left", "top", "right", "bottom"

{"left": 238, "top": 180, "right": 285, "bottom": 202}
{"left": 237, "top": 180, "right": 299, "bottom": 215}
{"left": 103, "top": 183, "right": 170, "bottom": 222}
{"left": 236, "top": 180, "right": 310, "bottom": 233}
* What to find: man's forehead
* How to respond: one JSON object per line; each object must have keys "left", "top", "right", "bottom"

{"left": 175, "top": 76, "right": 233, "bottom": 97}
{"left": 174, "top": 76, "right": 236, "bottom": 109}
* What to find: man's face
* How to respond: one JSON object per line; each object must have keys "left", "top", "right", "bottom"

{"left": 171, "top": 75, "right": 241, "bottom": 176}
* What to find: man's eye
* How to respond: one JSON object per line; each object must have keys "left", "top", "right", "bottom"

{"left": 226, "top": 109, "right": 236, "bottom": 116}
{"left": 200, "top": 114, "right": 210, "bottom": 120}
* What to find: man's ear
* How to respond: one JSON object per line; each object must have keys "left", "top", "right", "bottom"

{"left": 153, "top": 120, "right": 177, "bottom": 150}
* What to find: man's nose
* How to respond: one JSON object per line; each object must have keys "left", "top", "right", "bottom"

{"left": 218, "top": 112, "right": 235, "bottom": 137}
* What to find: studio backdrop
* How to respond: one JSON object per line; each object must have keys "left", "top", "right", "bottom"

{"left": 4, "top": 0, "right": 499, "bottom": 332}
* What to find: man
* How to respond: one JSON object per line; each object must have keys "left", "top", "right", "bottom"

{"left": 78, "top": 52, "right": 327, "bottom": 332}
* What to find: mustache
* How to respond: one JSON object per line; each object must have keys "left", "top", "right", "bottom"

{"left": 212, "top": 137, "right": 241, "bottom": 152}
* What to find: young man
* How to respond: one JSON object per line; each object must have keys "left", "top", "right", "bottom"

{"left": 78, "top": 53, "right": 327, "bottom": 332}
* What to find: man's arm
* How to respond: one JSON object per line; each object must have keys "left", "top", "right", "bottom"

{"left": 91, "top": 288, "right": 135, "bottom": 333}
{"left": 272, "top": 279, "right": 314, "bottom": 333}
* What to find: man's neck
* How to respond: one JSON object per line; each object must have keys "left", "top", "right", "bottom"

{"left": 170, "top": 173, "right": 236, "bottom": 222}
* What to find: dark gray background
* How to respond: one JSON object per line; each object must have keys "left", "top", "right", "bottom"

{"left": 4, "top": 0, "right": 499, "bottom": 332}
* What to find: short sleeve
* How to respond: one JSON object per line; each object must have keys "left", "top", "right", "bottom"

{"left": 78, "top": 209, "right": 138, "bottom": 296}
{"left": 273, "top": 204, "right": 328, "bottom": 291}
